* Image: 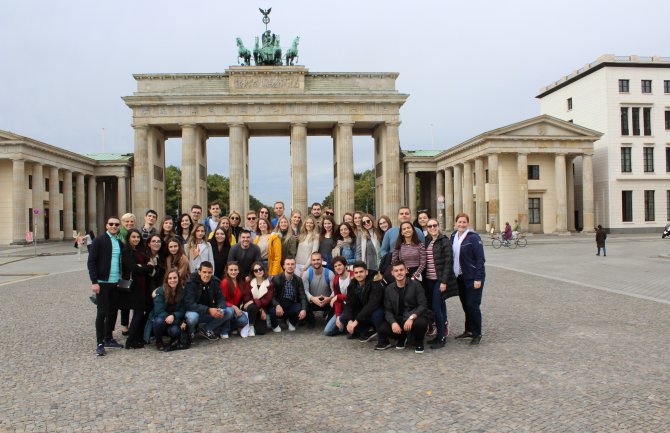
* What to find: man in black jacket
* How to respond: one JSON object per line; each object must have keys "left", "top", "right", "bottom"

{"left": 87, "top": 216, "right": 124, "bottom": 356}
{"left": 376, "top": 260, "right": 429, "bottom": 353}
{"left": 344, "top": 261, "right": 384, "bottom": 342}
{"left": 184, "top": 262, "right": 233, "bottom": 340}
{"left": 269, "top": 257, "right": 307, "bottom": 332}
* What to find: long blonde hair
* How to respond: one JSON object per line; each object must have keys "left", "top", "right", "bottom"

{"left": 299, "top": 216, "right": 319, "bottom": 242}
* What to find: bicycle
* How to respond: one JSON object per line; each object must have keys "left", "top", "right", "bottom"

{"left": 513, "top": 232, "right": 527, "bottom": 247}
{"left": 492, "top": 234, "right": 517, "bottom": 249}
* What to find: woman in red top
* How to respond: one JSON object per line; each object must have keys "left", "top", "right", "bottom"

{"left": 219, "top": 261, "right": 250, "bottom": 338}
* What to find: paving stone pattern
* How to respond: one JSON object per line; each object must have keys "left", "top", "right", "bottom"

{"left": 0, "top": 239, "right": 669, "bottom": 432}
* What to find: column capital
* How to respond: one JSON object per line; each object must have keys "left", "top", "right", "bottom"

{"left": 516, "top": 150, "right": 530, "bottom": 156}
{"left": 290, "top": 121, "right": 307, "bottom": 127}
{"left": 582, "top": 151, "right": 594, "bottom": 157}
{"left": 555, "top": 151, "right": 568, "bottom": 157}
{"left": 385, "top": 120, "right": 401, "bottom": 127}
{"left": 337, "top": 121, "right": 355, "bottom": 127}
{"left": 132, "top": 124, "right": 150, "bottom": 131}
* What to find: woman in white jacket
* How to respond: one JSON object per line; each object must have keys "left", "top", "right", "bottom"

{"left": 186, "top": 223, "right": 214, "bottom": 274}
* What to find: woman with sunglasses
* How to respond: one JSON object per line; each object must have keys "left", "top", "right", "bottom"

{"left": 257, "top": 207, "right": 272, "bottom": 228}
{"left": 186, "top": 223, "right": 215, "bottom": 274}
{"left": 423, "top": 218, "right": 458, "bottom": 349}
{"left": 229, "top": 211, "right": 243, "bottom": 241}
{"left": 146, "top": 269, "right": 187, "bottom": 351}
{"left": 295, "top": 216, "right": 320, "bottom": 277}
{"left": 242, "top": 262, "right": 274, "bottom": 336}
{"left": 356, "top": 214, "right": 381, "bottom": 273}
{"left": 121, "top": 228, "right": 150, "bottom": 349}
{"left": 165, "top": 237, "right": 190, "bottom": 282}
{"left": 318, "top": 216, "right": 337, "bottom": 270}
{"left": 254, "top": 217, "right": 282, "bottom": 276}
{"left": 219, "top": 262, "right": 250, "bottom": 338}
{"left": 175, "top": 213, "right": 193, "bottom": 246}
{"left": 209, "top": 227, "right": 232, "bottom": 279}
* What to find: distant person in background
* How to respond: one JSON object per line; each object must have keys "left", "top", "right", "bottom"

{"left": 595, "top": 225, "right": 607, "bottom": 257}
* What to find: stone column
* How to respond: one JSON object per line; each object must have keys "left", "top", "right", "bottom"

{"left": 436, "top": 169, "right": 445, "bottom": 229}
{"left": 63, "top": 170, "right": 73, "bottom": 239}
{"left": 12, "top": 159, "right": 26, "bottom": 243}
{"left": 87, "top": 176, "right": 97, "bottom": 235}
{"left": 334, "top": 122, "right": 355, "bottom": 218}
{"left": 474, "top": 158, "right": 485, "bottom": 231}
{"left": 132, "top": 126, "right": 149, "bottom": 217}
{"left": 96, "top": 179, "right": 105, "bottom": 236}
{"left": 181, "top": 124, "right": 197, "bottom": 214}
{"left": 49, "top": 166, "right": 61, "bottom": 240}
{"left": 445, "top": 167, "right": 454, "bottom": 230}
{"left": 566, "top": 156, "right": 575, "bottom": 231}
{"left": 382, "top": 122, "right": 401, "bottom": 216}
{"left": 407, "top": 170, "right": 417, "bottom": 216}
{"left": 516, "top": 152, "right": 528, "bottom": 232}
{"left": 582, "top": 152, "right": 595, "bottom": 233}
{"left": 193, "top": 127, "right": 208, "bottom": 212}
{"left": 117, "top": 176, "right": 127, "bottom": 216}
{"left": 242, "top": 129, "right": 250, "bottom": 213}
{"left": 75, "top": 173, "right": 85, "bottom": 233}
{"left": 32, "top": 162, "right": 44, "bottom": 240}
{"left": 290, "top": 122, "right": 308, "bottom": 213}
{"left": 229, "top": 123, "right": 246, "bottom": 214}
{"left": 488, "top": 154, "right": 500, "bottom": 232}
{"left": 462, "top": 161, "right": 473, "bottom": 219}
{"left": 554, "top": 153, "right": 568, "bottom": 234}
{"left": 453, "top": 164, "right": 462, "bottom": 216}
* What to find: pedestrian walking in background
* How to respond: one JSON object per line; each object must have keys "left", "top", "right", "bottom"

{"left": 595, "top": 225, "right": 607, "bottom": 256}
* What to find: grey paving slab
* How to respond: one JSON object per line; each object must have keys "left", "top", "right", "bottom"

{"left": 1, "top": 255, "right": 669, "bottom": 432}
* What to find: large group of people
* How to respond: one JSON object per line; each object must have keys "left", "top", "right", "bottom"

{"left": 88, "top": 200, "right": 486, "bottom": 357}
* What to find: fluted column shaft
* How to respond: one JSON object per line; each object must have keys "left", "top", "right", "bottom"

{"left": 133, "top": 126, "right": 149, "bottom": 217}
{"left": 436, "top": 169, "right": 445, "bottom": 229}
{"left": 488, "top": 154, "right": 500, "bottom": 232}
{"left": 290, "top": 122, "right": 308, "bottom": 213}
{"left": 334, "top": 122, "right": 354, "bottom": 219}
{"left": 566, "top": 157, "right": 575, "bottom": 231}
{"left": 453, "top": 164, "right": 462, "bottom": 217}
{"left": 96, "top": 179, "right": 105, "bottom": 236}
{"left": 63, "top": 170, "right": 73, "bottom": 239}
{"left": 462, "top": 161, "right": 473, "bottom": 219}
{"left": 554, "top": 153, "right": 568, "bottom": 233}
{"left": 75, "top": 174, "right": 85, "bottom": 233}
{"left": 445, "top": 167, "right": 454, "bottom": 230}
{"left": 87, "top": 176, "right": 97, "bottom": 235}
{"left": 408, "top": 171, "right": 417, "bottom": 216}
{"left": 474, "top": 158, "right": 485, "bottom": 231}
{"left": 32, "top": 162, "right": 44, "bottom": 240}
{"left": 180, "top": 125, "right": 197, "bottom": 214}
{"left": 12, "top": 159, "right": 26, "bottom": 243}
{"left": 117, "top": 176, "right": 127, "bottom": 216}
{"left": 582, "top": 153, "right": 595, "bottom": 232}
{"left": 516, "top": 152, "right": 528, "bottom": 232}
{"left": 383, "top": 122, "right": 401, "bottom": 216}
{"left": 229, "top": 124, "right": 246, "bottom": 214}
{"left": 49, "top": 167, "right": 61, "bottom": 240}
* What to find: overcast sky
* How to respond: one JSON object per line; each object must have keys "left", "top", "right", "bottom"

{"left": 2, "top": 0, "right": 669, "bottom": 206}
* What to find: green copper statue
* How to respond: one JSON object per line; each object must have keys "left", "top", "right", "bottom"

{"left": 236, "top": 8, "right": 299, "bottom": 66}
{"left": 285, "top": 36, "right": 299, "bottom": 65}
{"left": 236, "top": 37, "right": 251, "bottom": 66}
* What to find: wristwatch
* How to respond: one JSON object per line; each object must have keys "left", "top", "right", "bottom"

{"left": 409, "top": 314, "right": 416, "bottom": 321}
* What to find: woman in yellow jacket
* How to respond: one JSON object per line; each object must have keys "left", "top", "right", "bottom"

{"left": 254, "top": 217, "right": 283, "bottom": 277}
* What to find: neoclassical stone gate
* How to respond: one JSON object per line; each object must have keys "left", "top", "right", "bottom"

{"left": 123, "top": 66, "right": 408, "bottom": 219}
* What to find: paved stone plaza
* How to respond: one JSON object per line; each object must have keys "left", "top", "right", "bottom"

{"left": 1, "top": 236, "right": 668, "bottom": 432}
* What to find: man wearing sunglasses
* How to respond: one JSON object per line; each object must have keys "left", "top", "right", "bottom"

{"left": 244, "top": 210, "right": 259, "bottom": 241}
{"left": 87, "top": 216, "right": 124, "bottom": 356}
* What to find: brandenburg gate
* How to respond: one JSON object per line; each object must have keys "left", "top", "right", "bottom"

{"left": 123, "top": 65, "right": 408, "bottom": 220}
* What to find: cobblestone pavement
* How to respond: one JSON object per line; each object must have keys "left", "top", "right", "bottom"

{"left": 1, "top": 239, "right": 669, "bottom": 432}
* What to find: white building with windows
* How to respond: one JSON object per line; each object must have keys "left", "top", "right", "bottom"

{"left": 538, "top": 54, "right": 670, "bottom": 233}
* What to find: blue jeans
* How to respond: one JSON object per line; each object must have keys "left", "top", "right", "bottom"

{"left": 427, "top": 279, "right": 448, "bottom": 339}
{"left": 324, "top": 313, "right": 345, "bottom": 336}
{"left": 185, "top": 308, "right": 233, "bottom": 334}
{"left": 597, "top": 245, "right": 606, "bottom": 256}
{"left": 269, "top": 301, "right": 302, "bottom": 328}
{"left": 223, "top": 310, "right": 249, "bottom": 334}
{"left": 348, "top": 306, "right": 385, "bottom": 337}
{"left": 152, "top": 317, "right": 182, "bottom": 341}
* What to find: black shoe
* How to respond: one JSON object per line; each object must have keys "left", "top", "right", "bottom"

{"left": 395, "top": 336, "right": 407, "bottom": 350}
{"left": 414, "top": 345, "right": 425, "bottom": 354}
{"left": 199, "top": 329, "right": 219, "bottom": 341}
{"left": 358, "top": 330, "right": 377, "bottom": 343}
{"left": 454, "top": 331, "right": 473, "bottom": 340}
{"left": 375, "top": 340, "right": 392, "bottom": 350}
{"left": 346, "top": 333, "right": 358, "bottom": 340}
{"left": 470, "top": 335, "right": 482, "bottom": 345}
{"left": 96, "top": 343, "right": 105, "bottom": 357}
{"left": 103, "top": 339, "right": 123, "bottom": 349}
{"left": 125, "top": 340, "right": 145, "bottom": 349}
{"left": 430, "top": 337, "right": 446, "bottom": 349}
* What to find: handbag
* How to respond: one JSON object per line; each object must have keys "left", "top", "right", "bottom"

{"left": 117, "top": 277, "right": 132, "bottom": 292}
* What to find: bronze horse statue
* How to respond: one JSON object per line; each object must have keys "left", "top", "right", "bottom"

{"left": 236, "top": 37, "right": 251, "bottom": 66}
{"left": 285, "top": 36, "right": 300, "bottom": 65}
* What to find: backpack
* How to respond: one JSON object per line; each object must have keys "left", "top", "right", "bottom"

{"left": 308, "top": 267, "right": 331, "bottom": 287}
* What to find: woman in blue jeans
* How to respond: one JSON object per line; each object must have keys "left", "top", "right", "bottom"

{"left": 423, "top": 219, "right": 458, "bottom": 349}
{"left": 149, "top": 269, "right": 187, "bottom": 351}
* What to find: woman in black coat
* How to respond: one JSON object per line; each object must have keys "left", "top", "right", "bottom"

{"left": 121, "top": 228, "right": 151, "bottom": 349}
{"left": 423, "top": 218, "right": 458, "bottom": 349}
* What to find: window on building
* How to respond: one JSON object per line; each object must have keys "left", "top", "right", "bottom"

{"left": 44, "top": 178, "right": 49, "bottom": 192}
{"left": 665, "top": 80, "right": 670, "bottom": 94}
{"left": 529, "top": 198, "right": 541, "bottom": 224}
{"left": 621, "top": 147, "right": 632, "bottom": 173}
{"left": 485, "top": 169, "right": 489, "bottom": 183}
{"left": 527, "top": 165, "right": 540, "bottom": 180}
{"left": 643, "top": 107, "right": 652, "bottom": 136}
{"left": 666, "top": 147, "right": 670, "bottom": 172}
{"left": 667, "top": 191, "right": 670, "bottom": 221}
{"left": 632, "top": 107, "right": 640, "bottom": 136}
{"left": 59, "top": 210, "right": 64, "bottom": 231}
{"left": 28, "top": 209, "right": 34, "bottom": 231}
{"left": 644, "top": 190, "right": 655, "bottom": 221}
{"left": 665, "top": 111, "right": 670, "bottom": 130}
{"left": 28, "top": 175, "right": 33, "bottom": 190}
{"left": 567, "top": 97, "right": 573, "bottom": 111}
{"left": 622, "top": 191, "right": 633, "bottom": 222}
{"left": 619, "top": 79, "right": 630, "bottom": 93}
{"left": 620, "top": 107, "right": 629, "bottom": 135}
{"left": 644, "top": 147, "right": 654, "bottom": 172}
{"left": 58, "top": 181, "right": 63, "bottom": 194}
{"left": 641, "top": 80, "right": 652, "bottom": 93}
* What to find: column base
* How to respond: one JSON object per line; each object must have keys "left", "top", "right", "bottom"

{"left": 552, "top": 230, "right": 572, "bottom": 236}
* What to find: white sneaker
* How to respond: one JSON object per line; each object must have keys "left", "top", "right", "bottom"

{"left": 288, "top": 322, "right": 296, "bottom": 332}
{"left": 220, "top": 333, "right": 229, "bottom": 339}
{"left": 272, "top": 326, "right": 282, "bottom": 333}
{"left": 248, "top": 325, "right": 256, "bottom": 337}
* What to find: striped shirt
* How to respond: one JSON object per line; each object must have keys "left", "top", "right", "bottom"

{"left": 425, "top": 240, "right": 438, "bottom": 280}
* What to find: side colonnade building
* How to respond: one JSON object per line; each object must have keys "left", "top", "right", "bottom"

{"left": 402, "top": 115, "right": 602, "bottom": 234}
{"left": 0, "top": 131, "right": 131, "bottom": 244}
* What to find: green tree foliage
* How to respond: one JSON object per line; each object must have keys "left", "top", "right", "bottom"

{"left": 321, "top": 168, "right": 377, "bottom": 215}
{"left": 164, "top": 165, "right": 269, "bottom": 217}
